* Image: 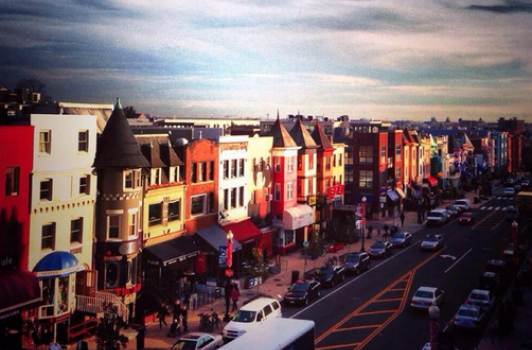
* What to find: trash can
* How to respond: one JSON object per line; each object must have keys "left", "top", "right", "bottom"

{"left": 291, "top": 270, "right": 300, "bottom": 284}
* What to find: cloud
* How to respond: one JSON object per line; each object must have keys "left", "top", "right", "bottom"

{"left": 466, "top": 0, "right": 532, "bottom": 13}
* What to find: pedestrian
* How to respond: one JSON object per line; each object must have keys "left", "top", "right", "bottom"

{"left": 224, "top": 281, "right": 232, "bottom": 315}
{"left": 383, "top": 224, "right": 389, "bottom": 241}
{"left": 400, "top": 212, "right": 405, "bottom": 228}
{"left": 136, "top": 326, "right": 145, "bottom": 350}
{"left": 491, "top": 321, "right": 502, "bottom": 346}
{"left": 181, "top": 304, "right": 188, "bottom": 333}
{"left": 157, "top": 304, "right": 168, "bottom": 329}
{"left": 172, "top": 299, "right": 182, "bottom": 325}
{"left": 231, "top": 284, "right": 240, "bottom": 312}
{"left": 366, "top": 224, "right": 373, "bottom": 239}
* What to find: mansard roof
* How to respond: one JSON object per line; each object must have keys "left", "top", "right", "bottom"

{"left": 93, "top": 98, "right": 150, "bottom": 169}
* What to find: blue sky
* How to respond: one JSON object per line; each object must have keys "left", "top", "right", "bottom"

{"left": 1, "top": 0, "right": 531, "bottom": 121}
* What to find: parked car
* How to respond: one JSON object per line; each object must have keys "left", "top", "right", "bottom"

{"left": 283, "top": 280, "right": 321, "bottom": 306}
{"left": 367, "top": 241, "right": 393, "bottom": 258}
{"left": 465, "top": 289, "right": 495, "bottom": 311}
{"left": 521, "top": 180, "right": 530, "bottom": 189}
{"left": 504, "top": 187, "right": 516, "bottom": 196}
{"left": 426, "top": 209, "right": 450, "bottom": 226}
{"left": 171, "top": 332, "right": 224, "bottom": 350}
{"left": 451, "top": 304, "right": 487, "bottom": 330}
{"left": 421, "top": 234, "right": 444, "bottom": 251}
{"left": 485, "top": 259, "right": 509, "bottom": 275}
{"left": 390, "top": 231, "right": 412, "bottom": 248}
{"left": 458, "top": 212, "right": 475, "bottom": 225}
{"left": 317, "top": 265, "right": 346, "bottom": 287}
{"left": 411, "top": 286, "right": 445, "bottom": 309}
{"left": 478, "top": 272, "right": 501, "bottom": 294}
{"left": 453, "top": 199, "right": 471, "bottom": 212}
{"left": 505, "top": 206, "right": 520, "bottom": 221}
{"left": 445, "top": 205, "right": 461, "bottom": 217}
{"left": 339, "top": 252, "right": 371, "bottom": 275}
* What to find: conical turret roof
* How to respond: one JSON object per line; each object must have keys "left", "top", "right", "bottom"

{"left": 267, "top": 115, "right": 297, "bottom": 148}
{"left": 289, "top": 118, "right": 318, "bottom": 150}
{"left": 93, "top": 98, "right": 150, "bottom": 168}
{"left": 311, "top": 120, "right": 333, "bottom": 151}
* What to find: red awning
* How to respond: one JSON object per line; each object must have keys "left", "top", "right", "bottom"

{"left": 425, "top": 176, "right": 438, "bottom": 187}
{"left": 0, "top": 270, "right": 41, "bottom": 320}
{"left": 220, "top": 219, "right": 262, "bottom": 244}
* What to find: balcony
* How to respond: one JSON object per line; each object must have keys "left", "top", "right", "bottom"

{"left": 75, "top": 291, "right": 128, "bottom": 321}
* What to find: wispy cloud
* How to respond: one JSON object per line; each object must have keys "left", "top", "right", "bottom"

{"left": 466, "top": 0, "right": 532, "bottom": 13}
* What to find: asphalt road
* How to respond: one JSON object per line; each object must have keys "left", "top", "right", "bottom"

{"left": 283, "top": 195, "right": 523, "bottom": 350}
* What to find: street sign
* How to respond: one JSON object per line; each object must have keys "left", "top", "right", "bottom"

{"left": 303, "top": 240, "right": 309, "bottom": 248}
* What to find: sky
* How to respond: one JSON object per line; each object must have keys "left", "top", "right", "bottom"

{"left": 1, "top": 0, "right": 531, "bottom": 121}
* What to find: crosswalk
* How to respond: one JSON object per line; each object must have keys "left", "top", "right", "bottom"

{"left": 479, "top": 206, "right": 508, "bottom": 211}
{"left": 477, "top": 196, "right": 514, "bottom": 211}
{"left": 495, "top": 196, "right": 514, "bottom": 200}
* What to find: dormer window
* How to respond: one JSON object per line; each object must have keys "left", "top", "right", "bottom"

{"left": 124, "top": 170, "right": 134, "bottom": 189}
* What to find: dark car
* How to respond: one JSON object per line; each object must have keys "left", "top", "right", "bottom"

{"left": 390, "top": 231, "right": 412, "bottom": 248}
{"left": 478, "top": 271, "right": 502, "bottom": 295}
{"left": 283, "top": 280, "right": 321, "bottom": 306}
{"left": 445, "top": 205, "right": 461, "bottom": 217}
{"left": 485, "top": 259, "right": 509, "bottom": 275}
{"left": 367, "top": 241, "right": 393, "bottom": 258}
{"left": 318, "top": 265, "right": 346, "bottom": 287}
{"left": 458, "top": 212, "right": 475, "bottom": 225}
{"left": 339, "top": 252, "right": 371, "bottom": 275}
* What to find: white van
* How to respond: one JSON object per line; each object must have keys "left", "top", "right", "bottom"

{"left": 222, "top": 297, "right": 282, "bottom": 342}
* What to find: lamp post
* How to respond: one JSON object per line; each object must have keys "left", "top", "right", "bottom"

{"left": 428, "top": 302, "right": 440, "bottom": 350}
{"left": 512, "top": 221, "right": 519, "bottom": 268}
{"left": 226, "top": 230, "right": 234, "bottom": 277}
{"left": 360, "top": 196, "right": 367, "bottom": 252}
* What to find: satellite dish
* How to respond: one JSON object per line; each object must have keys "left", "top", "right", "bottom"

{"left": 175, "top": 138, "right": 189, "bottom": 146}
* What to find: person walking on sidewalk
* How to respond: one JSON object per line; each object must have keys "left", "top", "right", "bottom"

{"left": 366, "top": 224, "right": 373, "bottom": 239}
{"left": 181, "top": 304, "right": 189, "bottom": 333}
{"left": 231, "top": 284, "right": 240, "bottom": 312}
{"left": 157, "top": 303, "right": 168, "bottom": 329}
{"left": 224, "top": 281, "right": 232, "bottom": 315}
{"left": 400, "top": 212, "right": 405, "bottom": 228}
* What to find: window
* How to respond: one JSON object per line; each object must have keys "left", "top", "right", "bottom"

{"left": 396, "top": 145, "right": 401, "bottom": 157}
{"left": 70, "top": 218, "right": 83, "bottom": 245}
{"left": 168, "top": 200, "right": 180, "bottom": 221}
{"left": 41, "top": 223, "right": 55, "bottom": 250}
{"left": 333, "top": 154, "right": 337, "bottom": 167}
{"left": 380, "top": 146, "right": 386, "bottom": 164}
{"left": 148, "top": 204, "right": 162, "bottom": 226}
{"left": 395, "top": 166, "right": 401, "bottom": 181}
{"left": 223, "top": 189, "right": 229, "bottom": 211}
{"left": 274, "top": 183, "right": 281, "bottom": 200}
{"left": 325, "top": 157, "right": 331, "bottom": 170}
{"left": 239, "top": 186, "right": 244, "bottom": 207}
{"left": 128, "top": 212, "right": 137, "bottom": 236}
{"left": 198, "top": 162, "right": 205, "bottom": 182}
{"left": 359, "top": 170, "right": 373, "bottom": 188}
{"left": 105, "top": 262, "right": 119, "bottom": 288}
{"left": 191, "top": 194, "right": 206, "bottom": 216}
{"left": 274, "top": 157, "right": 281, "bottom": 172}
{"left": 359, "top": 146, "right": 373, "bottom": 163}
{"left": 287, "top": 157, "right": 294, "bottom": 172}
{"left": 287, "top": 182, "right": 293, "bottom": 200}
{"left": 209, "top": 161, "right": 214, "bottom": 181}
{"left": 309, "top": 154, "right": 314, "bottom": 170}
{"left": 339, "top": 154, "right": 343, "bottom": 166}
{"left": 208, "top": 192, "right": 214, "bottom": 213}
{"left": 126, "top": 257, "right": 138, "bottom": 285}
{"left": 108, "top": 215, "right": 121, "bottom": 239}
{"left": 223, "top": 160, "right": 229, "bottom": 179}
{"left": 78, "top": 130, "right": 89, "bottom": 152}
{"left": 308, "top": 178, "right": 314, "bottom": 194}
{"left": 231, "top": 159, "right": 237, "bottom": 178}
{"left": 135, "top": 169, "right": 141, "bottom": 187}
{"left": 40, "top": 179, "right": 53, "bottom": 201}
{"left": 238, "top": 159, "right": 244, "bottom": 177}
{"left": 231, "top": 188, "right": 237, "bottom": 208}
{"left": 79, "top": 175, "right": 90, "bottom": 195}
{"left": 172, "top": 167, "right": 180, "bottom": 183}
{"left": 153, "top": 168, "right": 161, "bottom": 185}
{"left": 191, "top": 162, "right": 197, "bottom": 183}
{"left": 39, "top": 131, "right": 51, "bottom": 153}
{"left": 298, "top": 179, "right": 304, "bottom": 196}
{"left": 5, "top": 167, "right": 19, "bottom": 196}
{"left": 124, "top": 170, "right": 134, "bottom": 189}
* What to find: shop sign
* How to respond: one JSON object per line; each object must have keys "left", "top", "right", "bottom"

{"left": 307, "top": 195, "right": 316, "bottom": 206}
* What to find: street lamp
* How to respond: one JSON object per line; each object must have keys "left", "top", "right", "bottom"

{"left": 226, "top": 230, "right": 234, "bottom": 277}
{"left": 428, "top": 302, "right": 440, "bottom": 350}
{"left": 360, "top": 196, "right": 367, "bottom": 252}
{"left": 512, "top": 221, "right": 519, "bottom": 268}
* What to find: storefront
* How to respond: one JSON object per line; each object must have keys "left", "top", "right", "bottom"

{"left": 278, "top": 205, "right": 315, "bottom": 255}
{"left": 143, "top": 235, "right": 201, "bottom": 289}
{"left": 32, "top": 251, "right": 79, "bottom": 345}
{"left": 195, "top": 226, "right": 242, "bottom": 284}
{"left": 0, "top": 270, "right": 41, "bottom": 350}
{"left": 220, "top": 219, "right": 262, "bottom": 262}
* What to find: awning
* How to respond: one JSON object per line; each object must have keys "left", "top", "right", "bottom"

{"left": 387, "top": 190, "right": 400, "bottom": 202}
{"left": 33, "top": 251, "right": 79, "bottom": 278}
{"left": 196, "top": 225, "right": 242, "bottom": 253}
{"left": 283, "top": 204, "right": 315, "bottom": 230}
{"left": 395, "top": 187, "right": 406, "bottom": 199}
{"left": 220, "top": 219, "right": 262, "bottom": 244}
{"left": 424, "top": 176, "right": 438, "bottom": 187}
{"left": 0, "top": 270, "right": 41, "bottom": 320}
{"left": 144, "top": 236, "right": 200, "bottom": 267}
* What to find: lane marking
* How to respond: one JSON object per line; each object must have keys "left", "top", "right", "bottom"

{"left": 444, "top": 248, "right": 472, "bottom": 274}
{"left": 374, "top": 298, "right": 403, "bottom": 303}
{"left": 471, "top": 211, "right": 497, "bottom": 229}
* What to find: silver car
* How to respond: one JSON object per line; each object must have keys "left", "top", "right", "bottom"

{"left": 452, "top": 304, "right": 487, "bottom": 330}
{"left": 411, "top": 286, "right": 446, "bottom": 309}
{"left": 421, "top": 234, "right": 444, "bottom": 251}
{"left": 390, "top": 231, "right": 412, "bottom": 248}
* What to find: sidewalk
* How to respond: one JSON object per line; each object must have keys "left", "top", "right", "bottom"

{"left": 80, "top": 189, "right": 489, "bottom": 350}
